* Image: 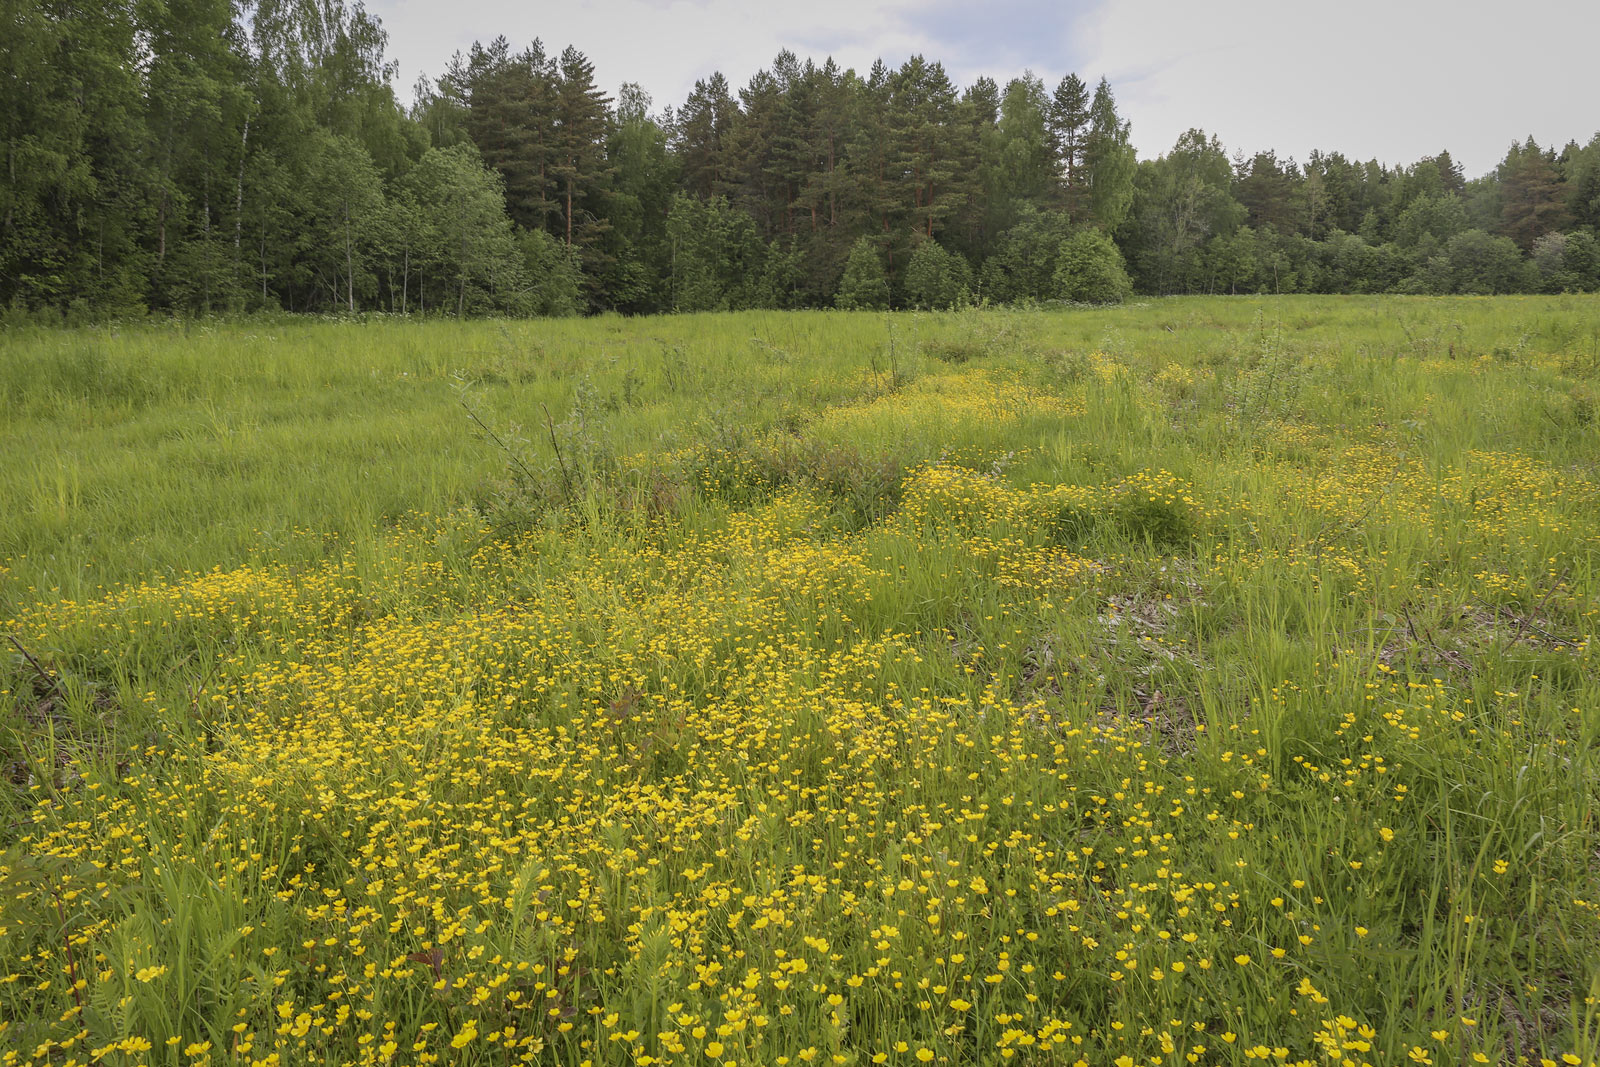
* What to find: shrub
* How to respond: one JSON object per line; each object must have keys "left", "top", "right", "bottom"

{"left": 902, "top": 239, "right": 973, "bottom": 310}
{"left": 835, "top": 237, "right": 890, "bottom": 310}
{"left": 1055, "top": 229, "right": 1133, "bottom": 304}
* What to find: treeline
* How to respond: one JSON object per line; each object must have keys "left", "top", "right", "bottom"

{"left": 6, "top": 0, "right": 1600, "bottom": 319}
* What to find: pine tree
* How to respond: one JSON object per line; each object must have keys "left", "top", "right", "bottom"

{"left": 774, "top": 56, "right": 823, "bottom": 239}
{"left": 722, "top": 60, "right": 791, "bottom": 239}
{"left": 458, "top": 39, "right": 557, "bottom": 232}
{"left": 790, "top": 59, "right": 858, "bottom": 303}
{"left": 552, "top": 46, "right": 612, "bottom": 251}
{"left": 1304, "top": 150, "right": 1359, "bottom": 234}
{"left": 1049, "top": 74, "right": 1090, "bottom": 217}
{"left": 966, "top": 77, "right": 1000, "bottom": 129}
{"left": 1498, "top": 138, "right": 1571, "bottom": 249}
{"left": 1235, "top": 150, "right": 1301, "bottom": 233}
{"left": 1431, "top": 150, "right": 1466, "bottom": 196}
{"left": 6, "top": 17, "right": 1584, "bottom": 314}
{"left": 890, "top": 56, "right": 968, "bottom": 240}
{"left": 674, "top": 73, "right": 738, "bottom": 200}
{"left": 948, "top": 77, "right": 1002, "bottom": 259}
{"left": 847, "top": 61, "right": 899, "bottom": 252}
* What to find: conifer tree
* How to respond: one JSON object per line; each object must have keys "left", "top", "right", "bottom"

{"left": 4, "top": 13, "right": 1590, "bottom": 314}
{"left": 552, "top": 46, "right": 612, "bottom": 251}
{"left": 458, "top": 38, "right": 557, "bottom": 232}
{"left": 847, "top": 61, "right": 899, "bottom": 249}
{"left": 674, "top": 73, "right": 737, "bottom": 200}
{"left": 947, "top": 77, "right": 1002, "bottom": 259}
{"left": 1049, "top": 73, "right": 1090, "bottom": 217}
{"left": 1235, "top": 150, "right": 1300, "bottom": 233}
{"left": 1498, "top": 138, "right": 1571, "bottom": 249}
{"left": 890, "top": 56, "right": 967, "bottom": 239}
{"left": 723, "top": 63, "right": 787, "bottom": 238}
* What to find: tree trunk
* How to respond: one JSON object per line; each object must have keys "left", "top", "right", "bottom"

{"left": 344, "top": 199, "right": 355, "bottom": 312}
{"left": 202, "top": 173, "right": 212, "bottom": 312}
{"left": 157, "top": 119, "right": 174, "bottom": 263}
{"left": 4, "top": 139, "right": 15, "bottom": 234}
{"left": 827, "top": 134, "right": 837, "bottom": 226}
{"left": 234, "top": 116, "right": 249, "bottom": 277}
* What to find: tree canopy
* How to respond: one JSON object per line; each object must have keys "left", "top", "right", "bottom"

{"left": 4, "top": 3, "right": 1598, "bottom": 319}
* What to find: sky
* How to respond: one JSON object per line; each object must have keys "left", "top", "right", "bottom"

{"left": 370, "top": 0, "right": 1600, "bottom": 177}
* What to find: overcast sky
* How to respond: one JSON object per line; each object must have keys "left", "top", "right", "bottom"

{"left": 370, "top": 0, "right": 1600, "bottom": 177}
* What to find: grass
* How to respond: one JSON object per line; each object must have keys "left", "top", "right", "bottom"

{"left": 1, "top": 296, "right": 1598, "bottom": 1067}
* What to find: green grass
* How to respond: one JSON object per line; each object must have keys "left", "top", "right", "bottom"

{"left": 1, "top": 296, "right": 1598, "bottom": 1067}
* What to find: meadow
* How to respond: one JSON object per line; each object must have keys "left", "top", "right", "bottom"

{"left": 1, "top": 297, "right": 1598, "bottom": 1067}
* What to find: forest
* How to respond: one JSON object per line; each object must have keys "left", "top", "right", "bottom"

{"left": 5, "top": 0, "right": 1600, "bottom": 319}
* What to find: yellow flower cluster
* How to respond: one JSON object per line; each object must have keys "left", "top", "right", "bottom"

{"left": 2, "top": 323, "right": 1596, "bottom": 1067}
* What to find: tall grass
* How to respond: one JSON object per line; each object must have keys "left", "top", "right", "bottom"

{"left": 1, "top": 296, "right": 1597, "bottom": 1067}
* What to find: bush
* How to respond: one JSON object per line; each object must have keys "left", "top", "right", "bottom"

{"left": 980, "top": 206, "right": 1076, "bottom": 303}
{"left": 1055, "top": 229, "right": 1133, "bottom": 304}
{"left": 1419, "top": 229, "right": 1535, "bottom": 294}
{"left": 1535, "top": 230, "right": 1600, "bottom": 293}
{"left": 902, "top": 239, "right": 973, "bottom": 310}
{"left": 519, "top": 230, "right": 584, "bottom": 317}
{"left": 835, "top": 237, "right": 890, "bottom": 310}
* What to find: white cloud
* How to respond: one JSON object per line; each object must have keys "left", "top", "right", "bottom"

{"left": 1078, "top": 0, "right": 1600, "bottom": 174}
{"left": 375, "top": 0, "right": 932, "bottom": 107}
{"left": 370, "top": 0, "right": 1600, "bottom": 176}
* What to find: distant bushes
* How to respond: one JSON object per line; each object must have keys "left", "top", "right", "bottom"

{"left": 978, "top": 207, "right": 1132, "bottom": 305}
